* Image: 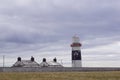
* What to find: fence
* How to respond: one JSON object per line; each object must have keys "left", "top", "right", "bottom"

{"left": 0, "top": 67, "right": 120, "bottom": 72}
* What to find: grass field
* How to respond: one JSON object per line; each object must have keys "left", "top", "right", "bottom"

{"left": 0, "top": 71, "right": 120, "bottom": 80}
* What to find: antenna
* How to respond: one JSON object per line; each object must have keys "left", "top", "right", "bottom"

{"left": 3, "top": 55, "right": 5, "bottom": 67}
{"left": 60, "top": 59, "right": 63, "bottom": 65}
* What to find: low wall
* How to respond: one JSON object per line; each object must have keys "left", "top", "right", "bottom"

{"left": 0, "top": 67, "right": 3, "bottom": 72}
{"left": 0, "top": 67, "right": 120, "bottom": 72}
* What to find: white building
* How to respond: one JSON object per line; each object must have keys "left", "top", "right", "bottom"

{"left": 12, "top": 57, "right": 39, "bottom": 67}
{"left": 12, "top": 57, "right": 63, "bottom": 67}
{"left": 40, "top": 58, "right": 63, "bottom": 67}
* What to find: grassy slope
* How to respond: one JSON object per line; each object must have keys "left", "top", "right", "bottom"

{"left": 0, "top": 71, "right": 120, "bottom": 80}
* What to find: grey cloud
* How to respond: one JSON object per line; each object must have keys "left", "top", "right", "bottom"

{"left": 0, "top": 0, "right": 119, "bottom": 44}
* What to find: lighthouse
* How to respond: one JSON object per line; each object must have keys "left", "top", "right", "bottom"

{"left": 71, "top": 36, "right": 82, "bottom": 67}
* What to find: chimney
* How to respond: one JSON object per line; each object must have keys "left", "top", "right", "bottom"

{"left": 43, "top": 58, "right": 46, "bottom": 62}
{"left": 31, "top": 56, "right": 34, "bottom": 62}
{"left": 17, "top": 57, "right": 21, "bottom": 61}
{"left": 53, "top": 57, "right": 57, "bottom": 62}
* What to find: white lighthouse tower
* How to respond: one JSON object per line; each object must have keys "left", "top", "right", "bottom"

{"left": 71, "top": 36, "right": 82, "bottom": 67}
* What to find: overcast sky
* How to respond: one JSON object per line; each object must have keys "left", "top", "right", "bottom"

{"left": 0, "top": 0, "right": 120, "bottom": 67}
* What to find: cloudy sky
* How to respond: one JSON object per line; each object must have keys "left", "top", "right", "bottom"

{"left": 0, "top": 0, "right": 120, "bottom": 67}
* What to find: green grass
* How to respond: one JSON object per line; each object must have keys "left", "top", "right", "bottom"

{"left": 0, "top": 71, "right": 120, "bottom": 80}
